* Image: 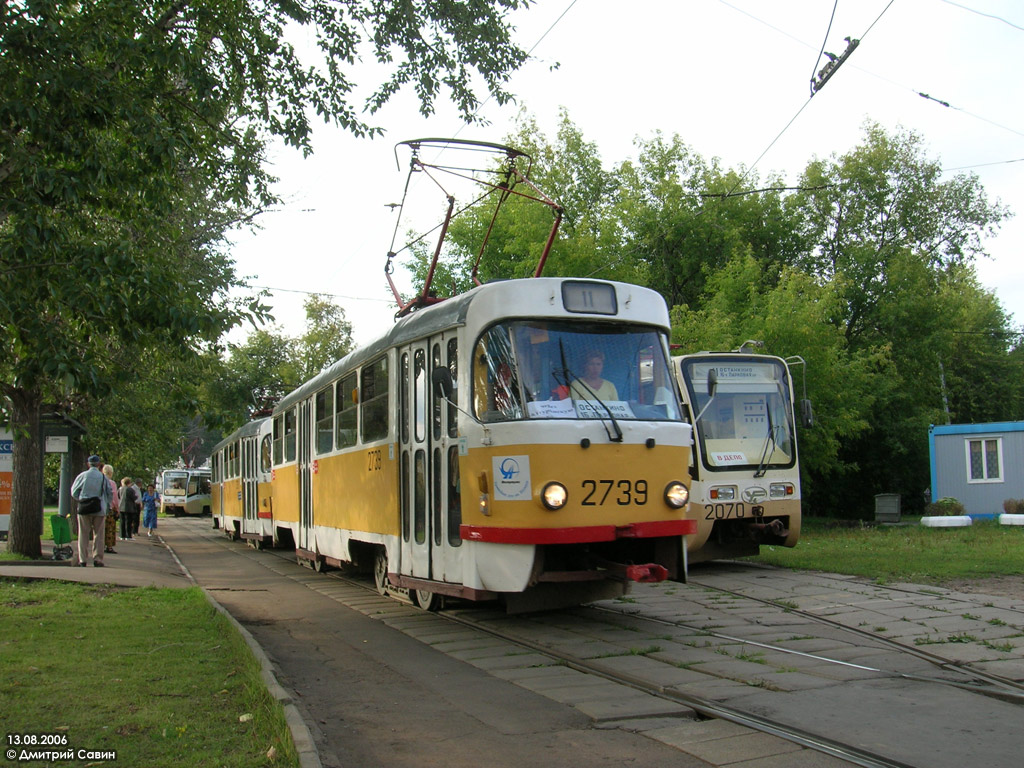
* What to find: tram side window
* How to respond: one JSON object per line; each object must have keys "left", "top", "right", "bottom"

{"left": 447, "top": 338, "right": 458, "bottom": 438}
{"left": 447, "top": 445, "right": 462, "bottom": 547}
{"left": 473, "top": 326, "right": 523, "bottom": 422}
{"left": 260, "top": 434, "right": 272, "bottom": 474}
{"left": 228, "top": 443, "right": 238, "bottom": 478}
{"left": 361, "top": 357, "right": 389, "bottom": 443}
{"left": 315, "top": 386, "right": 334, "bottom": 455}
{"left": 272, "top": 415, "right": 283, "bottom": 465}
{"left": 284, "top": 408, "right": 297, "bottom": 462}
{"left": 336, "top": 373, "right": 358, "bottom": 449}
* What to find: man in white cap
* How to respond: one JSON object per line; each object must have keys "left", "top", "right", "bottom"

{"left": 70, "top": 454, "right": 113, "bottom": 567}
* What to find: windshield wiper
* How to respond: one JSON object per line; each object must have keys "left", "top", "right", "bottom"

{"left": 755, "top": 403, "right": 777, "bottom": 478}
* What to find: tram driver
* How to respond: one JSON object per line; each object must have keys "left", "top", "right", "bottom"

{"left": 569, "top": 348, "right": 618, "bottom": 401}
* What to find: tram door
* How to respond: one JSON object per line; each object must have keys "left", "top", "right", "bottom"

{"left": 297, "top": 399, "right": 314, "bottom": 552}
{"left": 241, "top": 435, "right": 259, "bottom": 537}
{"left": 399, "top": 335, "right": 461, "bottom": 583}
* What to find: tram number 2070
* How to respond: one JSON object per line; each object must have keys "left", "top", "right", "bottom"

{"left": 581, "top": 479, "right": 648, "bottom": 506}
{"left": 703, "top": 503, "right": 766, "bottom": 519}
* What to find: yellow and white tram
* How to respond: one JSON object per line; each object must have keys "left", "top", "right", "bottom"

{"left": 210, "top": 418, "right": 273, "bottom": 544}
{"left": 673, "top": 352, "right": 806, "bottom": 562}
{"left": 213, "top": 277, "right": 696, "bottom": 611}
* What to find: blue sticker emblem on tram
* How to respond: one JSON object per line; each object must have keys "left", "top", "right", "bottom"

{"left": 492, "top": 455, "right": 531, "bottom": 502}
{"left": 0, "top": 440, "right": 12, "bottom": 454}
{"left": 499, "top": 458, "right": 520, "bottom": 481}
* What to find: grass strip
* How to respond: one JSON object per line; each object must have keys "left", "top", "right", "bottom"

{"left": 752, "top": 518, "right": 1024, "bottom": 583}
{"left": 0, "top": 579, "right": 298, "bottom": 767}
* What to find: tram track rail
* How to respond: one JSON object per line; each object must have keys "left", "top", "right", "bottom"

{"left": 683, "top": 577, "right": 1024, "bottom": 702}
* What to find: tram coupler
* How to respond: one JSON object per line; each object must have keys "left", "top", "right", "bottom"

{"left": 588, "top": 553, "right": 670, "bottom": 583}
{"left": 625, "top": 563, "right": 670, "bottom": 583}
{"left": 746, "top": 518, "right": 788, "bottom": 541}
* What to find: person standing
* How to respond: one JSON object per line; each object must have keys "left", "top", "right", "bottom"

{"left": 133, "top": 479, "right": 145, "bottom": 536}
{"left": 102, "top": 464, "right": 120, "bottom": 554}
{"left": 119, "top": 478, "right": 141, "bottom": 540}
{"left": 70, "top": 455, "right": 113, "bottom": 567}
{"left": 141, "top": 483, "right": 160, "bottom": 537}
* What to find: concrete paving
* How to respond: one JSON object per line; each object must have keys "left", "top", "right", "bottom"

{"left": 11, "top": 522, "right": 1024, "bottom": 767}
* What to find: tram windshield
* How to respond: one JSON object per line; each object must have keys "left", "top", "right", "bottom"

{"left": 472, "top": 321, "right": 681, "bottom": 423}
{"left": 163, "top": 471, "right": 188, "bottom": 496}
{"left": 679, "top": 357, "right": 796, "bottom": 471}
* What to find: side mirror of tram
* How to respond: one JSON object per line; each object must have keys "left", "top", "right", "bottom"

{"left": 801, "top": 399, "right": 814, "bottom": 429}
{"left": 432, "top": 367, "right": 454, "bottom": 400}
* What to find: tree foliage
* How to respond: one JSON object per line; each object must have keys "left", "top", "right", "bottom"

{"left": 2, "top": 0, "right": 533, "bottom": 555}
{"left": 404, "top": 113, "right": 1019, "bottom": 518}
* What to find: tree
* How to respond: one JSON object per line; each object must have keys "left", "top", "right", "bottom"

{"left": 670, "top": 254, "right": 888, "bottom": 510}
{"left": 789, "top": 124, "right": 1012, "bottom": 512}
{"left": 2, "top": 0, "right": 534, "bottom": 556}
{"left": 295, "top": 294, "right": 355, "bottom": 381}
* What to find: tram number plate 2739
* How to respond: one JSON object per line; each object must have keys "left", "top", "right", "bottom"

{"left": 581, "top": 479, "right": 648, "bottom": 506}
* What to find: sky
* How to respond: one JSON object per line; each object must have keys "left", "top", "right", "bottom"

{"left": 227, "top": 0, "right": 1024, "bottom": 347}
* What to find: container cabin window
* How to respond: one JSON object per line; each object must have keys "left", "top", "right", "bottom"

{"left": 361, "top": 357, "right": 389, "bottom": 443}
{"left": 272, "top": 417, "right": 284, "bottom": 466}
{"left": 315, "top": 387, "right": 334, "bottom": 455}
{"left": 966, "top": 437, "right": 1002, "bottom": 483}
{"left": 284, "top": 409, "right": 297, "bottom": 463}
{"left": 336, "top": 373, "right": 358, "bottom": 449}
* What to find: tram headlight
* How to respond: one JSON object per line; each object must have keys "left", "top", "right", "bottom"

{"left": 770, "top": 483, "right": 794, "bottom": 498}
{"left": 541, "top": 482, "right": 568, "bottom": 511}
{"left": 664, "top": 481, "right": 689, "bottom": 509}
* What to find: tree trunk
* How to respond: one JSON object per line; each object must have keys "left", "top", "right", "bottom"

{"left": 7, "top": 388, "right": 43, "bottom": 558}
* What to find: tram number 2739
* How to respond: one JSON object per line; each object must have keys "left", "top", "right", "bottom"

{"left": 581, "top": 479, "right": 648, "bottom": 506}
{"left": 703, "top": 503, "right": 765, "bottom": 520}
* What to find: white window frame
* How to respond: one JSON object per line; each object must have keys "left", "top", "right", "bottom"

{"left": 965, "top": 436, "right": 1003, "bottom": 484}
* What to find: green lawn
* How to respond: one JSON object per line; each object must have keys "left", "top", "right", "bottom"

{"left": 751, "top": 518, "right": 1024, "bottom": 584}
{"left": 0, "top": 580, "right": 297, "bottom": 767}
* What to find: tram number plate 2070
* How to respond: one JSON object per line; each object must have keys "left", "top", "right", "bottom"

{"left": 581, "top": 479, "right": 648, "bottom": 506}
{"left": 703, "top": 503, "right": 765, "bottom": 519}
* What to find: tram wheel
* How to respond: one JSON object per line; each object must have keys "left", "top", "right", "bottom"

{"left": 373, "top": 549, "right": 389, "bottom": 596}
{"left": 413, "top": 588, "right": 441, "bottom": 612}
{"left": 313, "top": 556, "right": 326, "bottom": 573}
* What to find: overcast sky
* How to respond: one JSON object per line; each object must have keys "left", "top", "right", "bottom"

{"left": 227, "top": 0, "right": 1024, "bottom": 346}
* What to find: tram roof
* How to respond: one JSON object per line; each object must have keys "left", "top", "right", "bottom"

{"left": 272, "top": 278, "right": 669, "bottom": 415}
{"left": 211, "top": 416, "right": 269, "bottom": 454}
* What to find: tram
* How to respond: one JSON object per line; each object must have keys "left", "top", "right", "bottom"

{"left": 209, "top": 278, "right": 696, "bottom": 611}
{"left": 209, "top": 418, "right": 273, "bottom": 545}
{"left": 673, "top": 351, "right": 809, "bottom": 563}
{"left": 208, "top": 139, "right": 699, "bottom": 610}
{"left": 159, "top": 468, "right": 212, "bottom": 516}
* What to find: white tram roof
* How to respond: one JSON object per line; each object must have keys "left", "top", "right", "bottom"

{"left": 273, "top": 277, "right": 671, "bottom": 415}
{"left": 211, "top": 416, "right": 270, "bottom": 455}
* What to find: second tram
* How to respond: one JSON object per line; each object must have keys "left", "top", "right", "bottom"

{"left": 160, "top": 468, "right": 212, "bottom": 516}
{"left": 673, "top": 352, "right": 807, "bottom": 563}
